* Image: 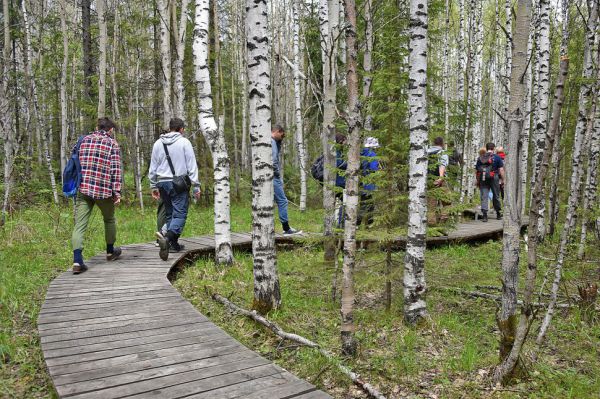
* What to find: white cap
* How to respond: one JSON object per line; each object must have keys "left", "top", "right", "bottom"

{"left": 364, "top": 137, "right": 379, "bottom": 148}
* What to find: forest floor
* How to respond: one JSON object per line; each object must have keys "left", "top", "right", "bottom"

{"left": 1, "top": 202, "right": 598, "bottom": 398}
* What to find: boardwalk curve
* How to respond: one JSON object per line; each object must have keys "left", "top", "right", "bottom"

{"left": 39, "top": 217, "right": 526, "bottom": 398}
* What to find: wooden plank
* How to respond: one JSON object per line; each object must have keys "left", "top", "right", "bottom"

{"left": 42, "top": 288, "right": 178, "bottom": 308}
{"left": 294, "top": 390, "right": 335, "bottom": 398}
{"left": 52, "top": 343, "right": 249, "bottom": 386}
{"left": 40, "top": 293, "right": 181, "bottom": 313}
{"left": 55, "top": 350, "right": 260, "bottom": 397}
{"left": 45, "top": 329, "right": 229, "bottom": 367}
{"left": 45, "top": 282, "right": 170, "bottom": 295}
{"left": 119, "top": 364, "right": 283, "bottom": 399}
{"left": 242, "top": 380, "right": 320, "bottom": 399}
{"left": 62, "top": 354, "right": 270, "bottom": 399}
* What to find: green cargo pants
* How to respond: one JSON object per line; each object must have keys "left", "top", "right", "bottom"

{"left": 72, "top": 193, "right": 117, "bottom": 250}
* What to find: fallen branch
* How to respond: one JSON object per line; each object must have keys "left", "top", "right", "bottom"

{"left": 446, "top": 289, "right": 577, "bottom": 309}
{"left": 212, "top": 293, "right": 387, "bottom": 399}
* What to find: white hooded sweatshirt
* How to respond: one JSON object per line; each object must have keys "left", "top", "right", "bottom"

{"left": 148, "top": 132, "right": 200, "bottom": 190}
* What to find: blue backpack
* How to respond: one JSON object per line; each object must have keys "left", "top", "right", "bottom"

{"left": 62, "top": 136, "right": 86, "bottom": 198}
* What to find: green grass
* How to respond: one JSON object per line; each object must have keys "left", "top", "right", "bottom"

{"left": 1, "top": 200, "right": 599, "bottom": 398}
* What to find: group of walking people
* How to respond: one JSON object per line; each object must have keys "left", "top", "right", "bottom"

{"left": 69, "top": 118, "right": 299, "bottom": 274}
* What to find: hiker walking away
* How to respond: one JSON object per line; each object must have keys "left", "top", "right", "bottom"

{"left": 427, "top": 136, "right": 449, "bottom": 186}
{"left": 71, "top": 117, "right": 123, "bottom": 274}
{"left": 357, "top": 136, "right": 380, "bottom": 226}
{"left": 272, "top": 124, "right": 301, "bottom": 235}
{"left": 149, "top": 118, "right": 201, "bottom": 261}
{"left": 426, "top": 136, "right": 451, "bottom": 225}
{"left": 495, "top": 146, "right": 506, "bottom": 200}
{"left": 475, "top": 142, "right": 505, "bottom": 222}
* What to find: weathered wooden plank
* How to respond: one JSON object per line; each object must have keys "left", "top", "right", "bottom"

{"left": 45, "top": 282, "right": 170, "bottom": 295}
{"left": 55, "top": 350, "right": 260, "bottom": 397}
{"left": 45, "top": 329, "right": 229, "bottom": 367}
{"left": 243, "top": 380, "right": 320, "bottom": 399}
{"left": 120, "top": 364, "right": 283, "bottom": 399}
{"left": 40, "top": 293, "right": 181, "bottom": 313}
{"left": 62, "top": 354, "right": 270, "bottom": 399}
{"left": 294, "top": 390, "right": 335, "bottom": 398}
{"left": 42, "top": 288, "right": 178, "bottom": 308}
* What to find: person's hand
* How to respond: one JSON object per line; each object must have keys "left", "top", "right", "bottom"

{"left": 434, "top": 178, "right": 443, "bottom": 187}
{"left": 151, "top": 189, "right": 160, "bottom": 200}
{"left": 114, "top": 196, "right": 121, "bottom": 205}
{"left": 193, "top": 188, "right": 201, "bottom": 201}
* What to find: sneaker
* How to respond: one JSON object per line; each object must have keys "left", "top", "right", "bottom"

{"left": 72, "top": 263, "right": 88, "bottom": 274}
{"left": 169, "top": 242, "right": 185, "bottom": 253}
{"left": 283, "top": 227, "right": 302, "bottom": 235}
{"left": 106, "top": 247, "right": 122, "bottom": 261}
{"left": 156, "top": 231, "right": 169, "bottom": 261}
{"left": 482, "top": 213, "right": 488, "bottom": 223}
{"left": 155, "top": 239, "right": 160, "bottom": 247}
{"left": 497, "top": 212, "right": 503, "bottom": 220}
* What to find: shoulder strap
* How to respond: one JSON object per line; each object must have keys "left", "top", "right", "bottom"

{"left": 162, "top": 143, "right": 176, "bottom": 175}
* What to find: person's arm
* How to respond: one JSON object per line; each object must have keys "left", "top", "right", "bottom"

{"left": 110, "top": 141, "right": 122, "bottom": 203}
{"left": 184, "top": 139, "right": 202, "bottom": 199}
{"left": 148, "top": 142, "right": 161, "bottom": 200}
{"left": 271, "top": 140, "right": 280, "bottom": 178}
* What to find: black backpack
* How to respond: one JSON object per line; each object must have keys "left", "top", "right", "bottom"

{"left": 477, "top": 153, "right": 495, "bottom": 185}
{"left": 310, "top": 155, "right": 324, "bottom": 182}
{"left": 428, "top": 149, "right": 443, "bottom": 176}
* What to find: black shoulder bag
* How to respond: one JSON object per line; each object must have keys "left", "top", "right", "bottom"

{"left": 162, "top": 143, "right": 191, "bottom": 194}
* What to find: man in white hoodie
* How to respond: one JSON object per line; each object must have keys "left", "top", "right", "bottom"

{"left": 149, "top": 118, "right": 201, "bottom": 260}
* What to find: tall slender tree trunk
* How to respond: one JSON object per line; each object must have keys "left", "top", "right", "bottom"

{"left": 530, "top": 0, "right": 551, "bottom": 238}
{"left": 404, "top": 0, "right": 429, "bottom": 325}
{"left": 339, "top": 0, "right": 360, "bottom": 357}
{"left": 442, "top": 0, "right": 449, "bottom": 141}
{"left": 362, "top": 0, "right": 373, "bottom": 132}
{"left": 502, "top": 0, "right": 513, "bottom": 147}
{"left": 173, "top": 0, "right": 189, "bottom": 119}
{"left": 110, "top": 6, "right": 121, "bottom": 122}
{"left": 292, "top": 0, "right": 307, "bottom": 211}
{"left": 59, "top": 0, "right": 69, "bottom": 173}
{"left": 158, "top": 0, "right": 172, "bottom": 128}
{"left": 134, "top": 55, "right": 144, "bottom": 211}
{"left": 82, "top": 0, "right": 93, "bottom": 117}
{"left": 497, "top": 0, "right": 530, "bottom": 370}
{"left": 246, "top": 0, "right": 281, "bottom": 313}
{"left": 519, "top": 12, "right": 535, "bottom": 214}
{"left": 22, "top": 0, "right": 59, "bottom": 204}
{"left": 1, "top": 0, "right": 15, "bottom": 224}
{"left": 538, "top": 2, "right": 599, "bottom": 345}
{"left": 97, "top": 0, "right": 107, "bottom": 117}
{"left": 494, "top": 3, "right": 570, "bottom": 382}
{"left": 193, "top": 0, "right": 233, "bottom": 265}
{"left": 320, "top": 0, "right": 339, "bottom": 262}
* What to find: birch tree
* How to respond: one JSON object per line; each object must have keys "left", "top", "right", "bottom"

{"left": 320, "top": 0, "right": 339, "bottom": 262}
{"left": 82, "top": 0, "right": 93, "bottom": 114}
{"left": 97, "top": 0, "right": 107, "bottom": 117}
{"left": 158, "top": 0, "right": 173, "bottom": 128}
{"left": 173, "top": 0, "right": 190, "bottom": 119}
{"left": 530, "top": 0, "right": 551, "bottom": 238}
{"left": 537, "top": 1, "right": 599, "bottom": 345}
{"left": 22, "top": 0, "right": 59, "bottom": 204}
{"left": 292, "top": 0, "right": 307, "bottom": 211}
{"left": 338, "top": 0, "right": 360, "bottom": 357}
{"left": 246, "top": 0, "right": 281, "bottom": 313}
{"left": 1, "top": 0, "right": 15, "bottom": 224}
{"left": 496, "top": 0, "right": 530, "bottom": 370}
{"left": 193, "top": 0, "right": 234, "bottom": 265}
{"left": 404, "top": 0, "right": 429, "bottom": 325}
{"left": 59, "top": 0, "right": 69, "bottom": 172}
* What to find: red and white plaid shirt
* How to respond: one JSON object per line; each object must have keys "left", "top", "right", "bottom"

{"left": 78, "top": 130, "right": 122, "bottom": 200}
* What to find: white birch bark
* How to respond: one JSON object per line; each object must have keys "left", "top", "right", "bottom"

{"left": 97, "top": 0, "right": 107, "bottom": 117}
{"left": 519, "top": 15, "right": 535, "bottom": 214}
{"left": 158, "top": 0, "right": 173, "bottom": 128}
{"left": 502, "top": 0, "right": 513, "bottom": 147}
{"left": 320, "top": 0, "right": 339, "bottom": 261}
{"left": 22, "top": 0, "right": 59, "bottom": 204}
{"left": 362, "top": 0, "right": 374, "bottom": 132}
{"left": 340, "top": 0, "right": 360, "bottom": 356}
{"left": 404, "top": 0, "right": 429, "bottom": 324}
{"left": 246, "top": 0, "right": 281, "bottom": 312}
{"left": 497, "top": 0, "right": 530, "bottom": 368}
{"left": 193, "top": 0, "right": 233, "bottom": 265}
{"left": 530, "top": 0, "right": 551, "bottom": 238}
{"left": 134, "top": 56, "right": 144, "bottom": 211}
{"left": 110, "top": 6, "right": 121, "bottom": 122}
{"left": 292, "top": 0, "right": 307, "bottom": 211}
{"left": 443, "top": 0, "right": 449, "bottom": 140}
{"left": 537, "top": 0, "right": 598, "bottom": 346}
{"left": 173, "top": 0, "right": 190, "bottom": 120}
{"left": 59, "top": 0, "right": 69, "bottom": 172}
{"left": 457, "top": 0, "right": 465, "bottom": 105}
{"left": 470, "top": 0, "right": 484, "bottom": 154}
{"left": 1, "top": 0, "right": 15, "bottom": 224}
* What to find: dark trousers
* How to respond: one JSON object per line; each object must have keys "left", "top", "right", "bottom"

{"left": 157, "top": 181, "right": 190, "bottom": 235}
{"left": 480, "top": 177, "right": 501, "bottom": 213}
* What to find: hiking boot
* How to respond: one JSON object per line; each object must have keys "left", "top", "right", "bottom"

{"left": 169, "top": 241, "right": 185, "bottom": 252}
{"left": 283, "top": 227, "right": 302, "bottom": 235}
{"left": 497, "top": 212, "right": 503, "bottom": 220}
{"left": 106, "top": 247, "right": 122, "bottom": 261}
{"left": 482, "top": 212, "right": 488, "bottom": 223}
{"left": 72, "top": 263, "right": 88, "bottom": 274}
{"left": 156, "top": 231, "right": 169, "bottom": 261}
{"left": 155, "top": 239, "right": 160, "bottom": 247}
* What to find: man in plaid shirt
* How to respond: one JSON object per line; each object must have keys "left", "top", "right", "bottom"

{"left": 71, "top": 117, "right": 123, "bottom": 274}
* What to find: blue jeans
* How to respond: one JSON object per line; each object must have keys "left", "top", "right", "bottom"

{"left": 273, "top": 177, "right": 288, "bottom": 225}
{"left": 157, "top": 181, "right": 189, "bottom": 235}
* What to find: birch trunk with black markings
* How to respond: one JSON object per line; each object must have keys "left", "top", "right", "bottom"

{"left": 158, "top": 0, "right": 172, "bottom": 128}
{"left": 97, "top": 0, "right": 107, "bottom": 117}
{"left": 292, "top": 0, "right": 307, "bottom": 211}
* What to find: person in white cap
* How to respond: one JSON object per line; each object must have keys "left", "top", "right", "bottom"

{"left": 358, "top": 137, "right": 380, "bottom": 226}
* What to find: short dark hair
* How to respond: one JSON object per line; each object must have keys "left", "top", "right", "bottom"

{"left": 335, "top": 133, "right": 346, "bottom": 144}
{"left": 433, "top": 136, "right": 444, "bottom": 146}
{"left": 169, "top": 118, "right": 185, "bottom": 132}
{"left": 486, "top": 142, "right": 496, "bottom": 151}
{"left": 98, "top": 117, "right": 117, "bottom": 132}
{"left": 272, "top": 124, "right": 285, "bottom": 133}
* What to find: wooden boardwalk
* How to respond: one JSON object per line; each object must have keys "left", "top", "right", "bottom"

{"left": 39, "top": 217, "right": 526, "bottom": 398}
